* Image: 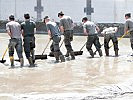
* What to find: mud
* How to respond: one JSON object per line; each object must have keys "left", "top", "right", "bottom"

{"left": 0, "top": 33, "right": 133, "bottom": 100}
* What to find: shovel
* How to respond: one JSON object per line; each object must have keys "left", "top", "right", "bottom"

{"left": 0, "top": 47, "right": 8, "bottom": 63}
{"left": 35, "top": 39, "right": 51, "bottom": 60}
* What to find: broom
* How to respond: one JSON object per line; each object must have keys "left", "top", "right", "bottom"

{"left": 35, "top": 39, "right": 51, "bottom": 60}
{"left": 0, "top": 47, "right": 8, "bottom": 63}
{"left": 94, "top": 32, "right": 130, "bottom": 55}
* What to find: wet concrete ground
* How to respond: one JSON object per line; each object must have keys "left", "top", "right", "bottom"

{"left": 0, "top": 33, "right": 133, "bottom": 100}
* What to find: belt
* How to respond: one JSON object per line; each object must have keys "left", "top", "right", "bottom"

{"left": 52, "top": 35, "right": 61, "bottom": 38}
{"left": 24, "top": 35, "right": 34, "bottom": 37}
{"left": 24, "top": 34, "right": 34, "bottom": 37}
{"left": 64, "top": 30, "right": 73, "bottom": 32}
{"left": 11, "top": 38, "right": 21, "bottom": 40}
{"left": 88, "top": 34, "right": 97, "bottom": 36}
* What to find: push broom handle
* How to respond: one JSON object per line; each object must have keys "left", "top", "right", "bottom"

{"left": 109, "top": 32, "right": 129, "bottom": 48}
{"left": 59, "top": 37, "right": 86, "bottom": 51}
{"left": 94, "top": 32, "right": 129, "bottom": 55}
{"left": 93, "top": 44, "right": 104, "bottom": 55}
{"left": 42, "top": 39, "right": 51, "bottom": 55}
{"left": 59, "top": 39, "right": 64, "bottom": 48}
{"left": 80, "top": 42, "right": 87, "bottom": 51}
{"left": 2, "top": 47, "right": 8, "bottom": 60}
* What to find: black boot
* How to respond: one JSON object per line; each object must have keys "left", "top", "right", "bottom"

{"left": 31, "top": 50, "right": 35, "bottom": 64}
{"left": 54, "top": 52, "right": 60, "bottom": 63}
{"left": 65, "top": 51, "right": 69, "bottom": 57}
{"left": 59, "top": 55, "right": 65, "bottom": 62}
{"left": 70, "top": 51, "right": 75, "bottom": 60}
{"left": 98, "top": 49, "right": 103, "bottom": 57}
{"left": 115, "top": 49, "right": 118, "bottom": 57}
{"left": 105, "top": 49, "right": 109, "bottom": 56}
{"left": 131, "top": 49, "right": 133, "bottom": 56}
{"left": 89, "top": 50, "right": 94, "bottom": 58}
{"left": 49, "top": 51, "right": 54, "bottom": 56}
{"left": 28, "top": 57, "right": 35, "bottom": 67}
{"left": 20, "top": 58, "right": 24, "bottom": 67}
{"left": 58, "top": 52, "right": 65, "bottom": 62}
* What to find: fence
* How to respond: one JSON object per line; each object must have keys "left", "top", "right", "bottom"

{"left": 0, "top": 21, "right": 125, "bottom": 37}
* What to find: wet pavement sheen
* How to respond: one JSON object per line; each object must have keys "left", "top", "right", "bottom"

{"left": 0, "top": 33, "right": 133, "bottom": 100}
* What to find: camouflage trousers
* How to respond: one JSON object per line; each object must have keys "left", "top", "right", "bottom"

{"left": 23, "top": 36, "right": 35, "bottom": 58}
{"left": 129, "top": 31, "right": 133, "bottom": 50}
{"left": 104, "top": 33, "right": 119, "bottom": 51}
{"left": 50, "top": 36, "right": 61, "bottom": 52}
{"left": 8, "top": 38, "right": 23, "bottom": 58}
{"left": 64, "top": 30, "right": 74, "bottom": 52}
{"left": 86, "top": 34, "right": 101, "bottom": 51}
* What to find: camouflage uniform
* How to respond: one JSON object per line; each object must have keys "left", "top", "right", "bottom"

{"left": 21, "top": 19, "right": 36, "bottom": 65}
{"left": 125, "top": 18, "right": 133, "bottom": 51}
{"left": 6, "top": 20, "right": 23, "bottom": 67}
{"left": 8, "top": 38, "right": 23, "bottom": 59}
{"left": 59, "top": 15, "right": 75, "bottom": 59}
{"left": 83, "top": 21, "right": 102, "bottom": 58}
{"left": 102, "top": 27, "right": 119, "bottom": 56}
{"left": 130, "top": 31, "right": 133, "bottom": 49}
{"left": 46, "top": 20, "right": 65, "bottom": 62}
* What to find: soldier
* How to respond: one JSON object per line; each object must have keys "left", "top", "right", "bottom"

{"left": 82, "top": 17, "right": 102, "bottom": 58}
{"left": 21, "top": 13, "right": 36, "bottom": 67}
{"left": 101, "top": 26, "right": 119, "bottom": 56}
{"left": 124, "top": 13, "right": 133, "bottom": 56}
{"left": 6, "top": 15, "right": 24, "bottom": 68}
{"left": 58, "top": 11, "right": 75, "bottom": 60}
{"left": 44, "top": 16, "right": 65, "bottom": 63}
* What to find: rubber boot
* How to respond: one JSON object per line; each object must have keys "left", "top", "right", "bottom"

{"left": 31, "top": 50, "right": 35, "bottom": 64}
{"left": 28, "top": 57, "right": 35, "bottom": 67}
{"left": 9, "top": 56, "right": 14, "bottom": 68}
{"left": 49, "top": 51, "right": 54, "bottom": 56}
{"left": 59, "top": 52, "right": 65, "bottom": 62}
{"left": 59, "top": 55, "right": 65, "bottom": 62}
{"left": 54, "top": 52, "right": 59, "bottom": 63}
{"left": 131, "top": 52, "right": 133, "bottom": 56}
{"left": 70, "top": 51, "right": 75, "bottom": 60}
{"left": 98, "top": 49, "right": 103, "bottom": 57}
{"left": 65, "top": 51, "right": 69, "bottom": 57}
{"left": 105, "top": 49, "right": 109, "bottom": 56}
{"left": 131, "top": 49, "right": 133, "bottom": 56}
{"left": 20, "top": 58, "right": 24, "bottom": 67}
{"left": 115, "top": 49, "right": 118, "bottom": 57}
{"left": 89, "top": 50, "right": 94, "bottom": 58}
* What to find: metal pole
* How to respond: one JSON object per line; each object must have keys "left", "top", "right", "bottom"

{"left": 86, "top": 0, "right": 91, "bottom": 20}
{"left": 15, "top": 0, "right": 17, "bottom": 18}
{"left": 113, "top": 0, "right": 117, "bottom": 23}
{"left": 0, "top": 0, "right": 1, "bottom": 19}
